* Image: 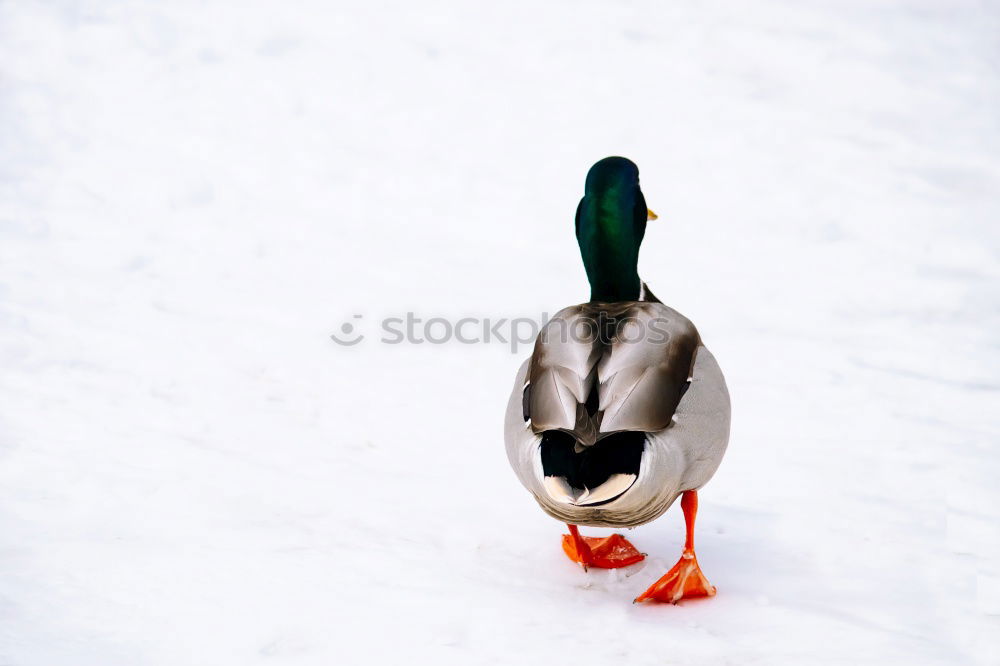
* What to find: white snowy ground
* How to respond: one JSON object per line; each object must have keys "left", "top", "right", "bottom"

{"left": 1, "top": 1, "right": 998, "bottom": 664}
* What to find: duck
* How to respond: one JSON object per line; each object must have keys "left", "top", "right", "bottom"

{"left": 504, "top": 156, "right": 731, "bottom": 604}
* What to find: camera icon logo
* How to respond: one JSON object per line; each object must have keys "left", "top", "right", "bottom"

{"left": 330, "top": 314, "right": 364, "bottom": 346}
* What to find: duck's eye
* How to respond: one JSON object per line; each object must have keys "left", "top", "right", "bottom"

{"left": 521, "top": 383, "right": 531, "bottom": 422}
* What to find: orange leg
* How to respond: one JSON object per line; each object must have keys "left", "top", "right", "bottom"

{"left": 634, "top": 490, "right": 716, "bottom": 604}
{"left": 562, "top": 524, "right": 645, "bottom": 570}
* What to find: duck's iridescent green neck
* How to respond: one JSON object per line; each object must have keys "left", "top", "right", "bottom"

{"left": 575, "top": 157, "right": 647, "bottom": 303}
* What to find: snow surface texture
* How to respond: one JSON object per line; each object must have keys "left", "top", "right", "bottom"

{"left": 1, "top": 1, "right": 998, "bottom": 664}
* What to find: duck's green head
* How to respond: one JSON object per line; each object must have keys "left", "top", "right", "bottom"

{"left": 575, "top": 156, "right": 657, "bottom": 303}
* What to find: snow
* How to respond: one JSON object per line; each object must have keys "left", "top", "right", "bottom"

{"left": 1, "top": 1, "right": 998, "bottom": 664}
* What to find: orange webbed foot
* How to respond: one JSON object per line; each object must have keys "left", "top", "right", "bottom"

{"left": 634, "top": 489, "right": 716, "bottom": 604}
{"left": 562, "top": 528, "right": 645, "bottom": 570}
{"left": 633, "top": 548, "right": 715, "bottom": 604}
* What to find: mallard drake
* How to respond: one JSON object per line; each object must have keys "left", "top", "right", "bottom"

{"left": 504, "top": 157, "right": 731, "bottom": 604}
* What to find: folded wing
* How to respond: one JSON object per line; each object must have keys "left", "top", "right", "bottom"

{"left": 525, "top": 302, "right": 700, "bottom": 444}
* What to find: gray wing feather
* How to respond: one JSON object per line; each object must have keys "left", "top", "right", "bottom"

{"left": 526, "top": 302, "right": 700, "bottom": 444}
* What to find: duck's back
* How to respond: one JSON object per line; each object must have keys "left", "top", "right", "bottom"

{"left": 523, "top": 301, "right": 701, "bottom": 446}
